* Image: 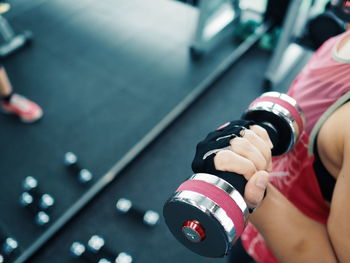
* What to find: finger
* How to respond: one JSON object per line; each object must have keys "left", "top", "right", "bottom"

{"left": 214, "top": 150, "right": 256, "bottom": 180}
{"left": 239, "top": 128, "right": 272, "bottom": 171}
{"left": 249, "top": 125, "right": 273, "bottom": 150}
{"left": 244, "top": 170, "right": 269, "bottom": 208}
{"left": 229, "top": 137, "right": 267, "bottom": 171}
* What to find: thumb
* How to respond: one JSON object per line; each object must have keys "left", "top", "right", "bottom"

{"left": 244, "top": 170, "right": 269, "bottom": 209}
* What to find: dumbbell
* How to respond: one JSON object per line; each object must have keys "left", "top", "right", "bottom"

{"left": 70, "top": 236, "right": 133, "bottom": 263}
{"left": 0, "top": 227, "right": 19, "bottom": 261}
{"left": 71, "top": 242, "right": 97, "bottom": 262}
{"left": 87, "top": 235, "right": 133, "bottom": 263}
{"left": 116, "top": 198, "right": 159, "bottom": 227}
{"left": 71, "top": 239, "right": 111, "bottom": 262}
{"left": 19, "top": 192, "right": 51, "bottom": 226}
{"left": 163, "top": 92, "right": 305, "bottom": 258}
{"left": 64, "top": 152, "right": 93, "bottom": 183}
{"left": 1, "top": 237, "right": 18, "bottom": 259}
{"left": 22, "top": 176, "right": 55, "bottom": 210}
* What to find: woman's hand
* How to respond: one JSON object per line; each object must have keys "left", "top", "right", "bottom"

{"left": 192, "top": 121, "right": 273, "bottom": 210}
{"left": 214, "top": 125, "right": 273, "bottom": 209}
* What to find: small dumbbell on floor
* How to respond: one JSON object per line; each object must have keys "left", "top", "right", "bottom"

{"left": 20, "top": 176, "right": 55, "bottom": 226}
{"left": 19, "top": 192, "right": 51, "bottom": 226}
{"left": 1, "top": 237, "right": 18, "bottom": 260}
{"left": 71, "top": 242, "right": 98, "bottom": 262}
{"left": 64, "top": 152, "right": 93, "bottom": 184}
{"left": 116, "top": 198, "right": 159, "bottom": 227}
{"left": 87, "top": 235, "right": 133, "bottom": 263}
{"left": 0, "top": 227, "right": 19, "bottom": 261}
{"left": 70, "top": 235, "right": 132, "bottom": 263}
{"left": 22, "top": 176, "right": 55, "bottom": 210}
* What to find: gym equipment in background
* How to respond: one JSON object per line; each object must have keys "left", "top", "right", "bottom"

{"left": 331, "top": 0, "right": 350, "bottom": 23}
{"left": 64, "top": 152, "right": 94, "bottom": 184}
{"left": 0, "top": 2, "right": 32, "bottom": 57}
{"left": 307, "top": 8, "right": 346, "bottom": 50}
{"left": 0, "top": 225, "right": 19, "bottom": 262}
{"left": 19, "top": 176, "right": 55, "bottom": 226}
{"left": 116, "top": 198, "right": 160, "bottom": 227}
{"left": 163, "top": 92, "right": 305, "bottom": 258}
{"left": 19, "top": 192, "right": 51, "bottom": 226}
{"left": 262, "top": 0, "right": 345, "bottom": 91}
{"left": 189, "top": 0, "right": 241, "bottom": 58}
{"left": 70, "top": 235, "right": 133, "bottom": 263}
{"left": 189, "top": 0, "right": 279, "bottom": 58}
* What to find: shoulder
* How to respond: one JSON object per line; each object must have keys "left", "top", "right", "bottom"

{"left": 317, "top": 101, "right": 350, "bottom": 179}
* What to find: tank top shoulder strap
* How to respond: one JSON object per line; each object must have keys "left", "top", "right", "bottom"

{"left": 308, "top": 91, "right": 350, "bottom": 155}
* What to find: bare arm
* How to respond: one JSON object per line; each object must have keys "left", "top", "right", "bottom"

{"left": 250, "top": 184, "right": 337, "bottom": 263}
{"left": 327, "top": 144, "right": 350, "bottom": 262}
{"left": 318, "top": 102, "right": 350, "bottom": 262}
{"left": 250, "top": 102, "right": 350, "bottom": 262}
{"left": 214, "top": 103, "right": 350, "bottom": 262}
{"left": 214, "top": 125, "right": 338, "bottom": 262}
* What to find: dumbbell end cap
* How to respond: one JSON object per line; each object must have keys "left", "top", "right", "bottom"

{"left": 116, "top": 198, "right": 132, "bottom": 213}
{"left": 40, "top": 194, "right": 55, "bottom": 209}
{"left": 70, "top": 242, "right": 85, "bottom": 257}
{"left": 64, "top": 152, "right": 77, "bottom": 165}
{"left": 35, "top": 211, "right": 50, "bottom": 226}
{"left": 22, "top": 176, "right": 38, "bottom": 191}
{"left": 87, "top": 235, "right": 105, "bottom": 252}
{"left": 115, "top": 252, "right": 133, "bottom": 263}
{"left": 79, "top": 169, "right": 93, "bottom": 183}
{"left": 182, "top": 220, "right": 206, "bottom": 243}
{"left": 143, "top": 210, "right": 160, "bottom": 226}
{"left": 163, "top": 195, "right": 231, "bottom": 258}
{"left": 2, "top": 237, "right": 18, "bottom": 255}
{"left": 19, "top": 192, "right": 33, "bottom": 206}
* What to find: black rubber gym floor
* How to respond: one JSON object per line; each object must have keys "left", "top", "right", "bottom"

{"left": 0, "top": 0, "right": 308, "bottom": 262}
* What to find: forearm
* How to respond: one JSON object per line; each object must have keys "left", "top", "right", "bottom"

{"left": 327, "top": 168, "right": 350, "bottom": 263}
{"left": 249, "top": 184, "right": 338, "bottom": 263}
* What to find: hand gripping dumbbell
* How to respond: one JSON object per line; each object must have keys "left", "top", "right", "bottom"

{"left": 64, "top": 152, "right": 93, "bottom": 184}
{"left": 163, "top": 92, "right": 305, "bottom": 258}
{"left": 116, "top": 198, "right": 160, "bottom": 227}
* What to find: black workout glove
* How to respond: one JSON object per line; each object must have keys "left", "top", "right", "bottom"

{"left": 191, "top": 120, "right": 255, "bottom": 175}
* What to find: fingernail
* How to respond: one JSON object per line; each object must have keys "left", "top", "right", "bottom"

{"left": 269, "top": 139, "right": 273, "bottom": 149}
{"left": 256, "top": 176, "right": 268, "bottom": 189}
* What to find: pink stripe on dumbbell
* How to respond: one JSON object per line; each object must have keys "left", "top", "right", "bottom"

{"left": 177, "top": 179, "right": 245, "bottom": 240}
{"left": 250, "top": 96, "right": 304, "bottom": 133}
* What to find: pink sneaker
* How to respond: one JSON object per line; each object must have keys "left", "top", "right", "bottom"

{"left": 1, "top": 93, "right": 43, "bottom": 123}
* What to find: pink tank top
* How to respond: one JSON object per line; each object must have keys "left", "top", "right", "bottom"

{"left": 241, "top": 31, "right": 350, "bottom": 263}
